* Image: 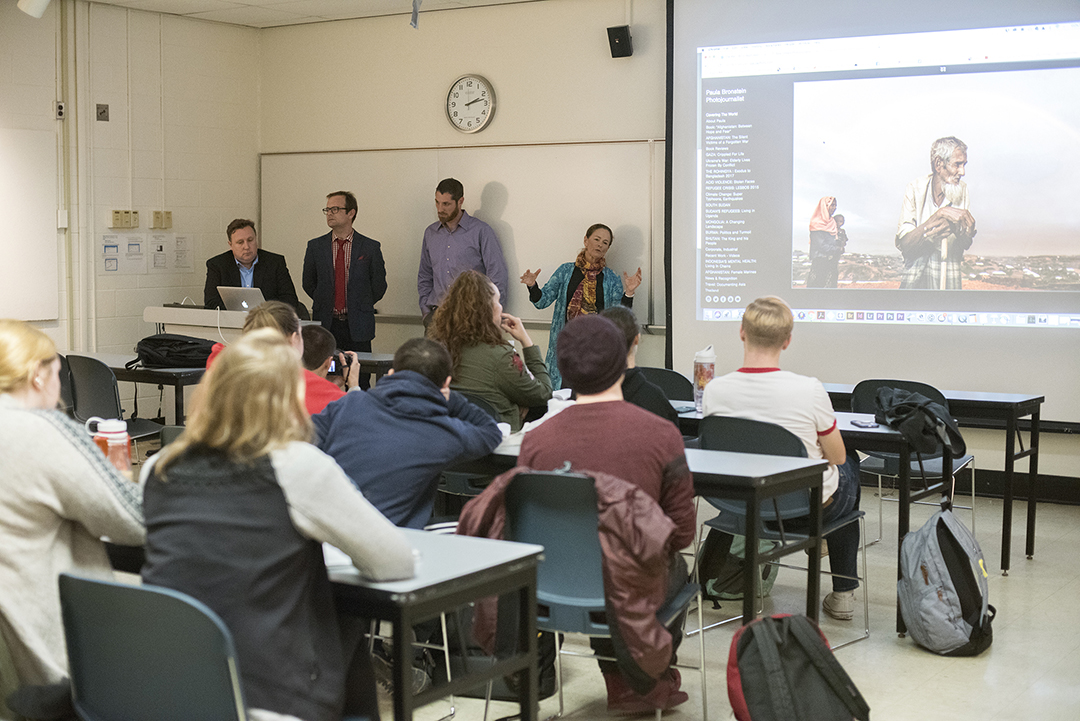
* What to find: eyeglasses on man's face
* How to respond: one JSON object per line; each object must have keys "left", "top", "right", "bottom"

{"left": 322, "top": 206, "right": 347, "bottom": 215}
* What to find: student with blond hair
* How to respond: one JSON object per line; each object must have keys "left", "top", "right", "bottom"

{"left": 702, "top": 296, "right": 862, "bottom": 621}
{"left": 141, "top": 329, "right": 414, "bottom": 721}
{"left": 0, "top": 320, "right": 144, "bottom": 715}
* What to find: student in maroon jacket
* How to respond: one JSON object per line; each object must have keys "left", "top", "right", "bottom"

{"left": 518, "top": 314, "right": 695, "bottom": 714}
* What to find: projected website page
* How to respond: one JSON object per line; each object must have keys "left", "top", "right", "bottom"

{"left": 696, "top": 22, "right": 1080, "bottom": 328}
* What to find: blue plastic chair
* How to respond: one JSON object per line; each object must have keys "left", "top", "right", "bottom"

{"left": 851, "top": 379, "right": 976, "bottom": 544}
{"left": 59, "top": 573, "right": 247, "bottom": 721}
{"left": 504, "top": 470, "right": 707, "bottom": 721}
{"left": 698, "top": 416, "right": 869, "bottom": 648}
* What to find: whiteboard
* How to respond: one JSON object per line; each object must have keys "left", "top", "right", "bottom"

{"left": 0, "top": 128, "right": 58, "bottom": 320}
{"left": 259, "top": 142, "right": 661, "bottom": 322}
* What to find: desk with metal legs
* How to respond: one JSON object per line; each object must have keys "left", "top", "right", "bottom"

{"left": 329, "top": 529, "right": 543, "bottom": 721}
{"left": 676, "top": 406, "right": 950, "bottom": 634}
{"left": 826, "top": 384, "right": 1043, "bottom": 574}
{"left": 835, "top": 412, "right": 955, "bottom": 635}
{"left": 480, "top": 446, "right": 828, "bottom": 625}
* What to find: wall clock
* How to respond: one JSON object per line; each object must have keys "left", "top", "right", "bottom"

{"left": 446, "top": 74, "right": 496, "bottom": 133}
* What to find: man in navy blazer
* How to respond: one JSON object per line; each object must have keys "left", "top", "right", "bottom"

{"left": 204, "top": 219, "right": 302, "bottom": 313}
{"left": 303, "top": 191, "right": 387, "bottom": 388}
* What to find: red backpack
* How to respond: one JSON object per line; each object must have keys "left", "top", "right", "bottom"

{"left": 727, "top": 614, "right": 870, "bottom": 721}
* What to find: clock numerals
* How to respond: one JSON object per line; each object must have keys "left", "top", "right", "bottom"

{"left": 447, "top": 75, "right": 495, "bottom": 133}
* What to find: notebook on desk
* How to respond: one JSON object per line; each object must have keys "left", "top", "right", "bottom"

{"left": 217, "top": 287, "right": 265, "bottom": 311}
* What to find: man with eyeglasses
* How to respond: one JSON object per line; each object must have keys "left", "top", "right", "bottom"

{"left": 303, "top": 191, "right": 387, "bottom": 389}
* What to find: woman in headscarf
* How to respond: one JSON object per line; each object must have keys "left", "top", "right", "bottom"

{"left": 806, "top": 196, "right": 845, "bottom": 288}
{"left": 519, "top": 223, "right": 642, "bottom": 389}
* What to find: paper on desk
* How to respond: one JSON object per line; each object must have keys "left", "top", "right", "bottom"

{"left": 322, "top": 543, "right": 355, "bottom": 570}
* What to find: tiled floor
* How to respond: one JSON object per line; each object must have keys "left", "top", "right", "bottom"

{"left": 406, "top": 494, "right": 1080, "bottom": 720}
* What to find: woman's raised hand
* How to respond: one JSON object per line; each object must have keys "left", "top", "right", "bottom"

{"left": 623, "top": 267, "right": 643, "bottom": 296}
{"left": 500, "top": 312, "right": 533, "bottom": 348}
{"left": 519, "top": 268, "right": 542, "bottom": 286}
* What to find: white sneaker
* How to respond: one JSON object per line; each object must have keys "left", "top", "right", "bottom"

{"left": 822, "top": 590, "right": 855, "bottom": 621}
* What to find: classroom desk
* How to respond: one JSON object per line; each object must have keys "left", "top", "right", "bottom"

{"left": 351, "top": 352, "right": 395, "bottom": 381}
{"left": 825, "top": 383, "right": 1043, "bottom": 574}
{"left": 329, "top": 529, "right": 543, "bottom": 721}
{"left": 674, "top": 406, "right": 947, "bottom": 634}
{"left": 481, "top": 445, "right": 828, "bottom": 625}
{"left": 69, "top": 353, "right": 204, "bottom": 425}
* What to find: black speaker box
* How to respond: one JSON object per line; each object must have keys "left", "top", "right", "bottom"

{"left": 607, "top": 25, "right": 633, "bottom": 58}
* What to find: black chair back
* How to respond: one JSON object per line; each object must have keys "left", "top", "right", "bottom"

{"left": 57, "top": 353, "right": 74, "bottom": 416}
{"left": 59, "top": 573, "right": 247, "bottom": 721}
{"left": 637, "top": 367, "right": 695, "bottom": 402}
{"left": 459, "top": 391, "right": 502, "bottom": 421}
{"left": 851, "top": 378, "right": 949, "bottom": 415}
{"left": 852, "top": 378, "right": 952, "bottom": 461}
{"left": 67, "top": 355, "right": 123, "bottom": 423}
{"left": 699, "top": 416, "right": 810, "bottom": 523}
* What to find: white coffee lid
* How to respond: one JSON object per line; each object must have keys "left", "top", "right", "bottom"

{"left": 694, "top": 344, "right": 716, "bottom": 362}
{"left": 96, "top": 418, "right": 128, "bottom": 433}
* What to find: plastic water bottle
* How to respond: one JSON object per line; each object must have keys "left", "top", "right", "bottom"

{"left": 693, "top": 345, "right": 716, "bottom": 414}
{"left": 85, "top": 417, "right": 132, "bottom": 473}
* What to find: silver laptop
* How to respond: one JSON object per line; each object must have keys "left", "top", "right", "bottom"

{"left": 217, "top": 286, "right": 265, "bottom": 311}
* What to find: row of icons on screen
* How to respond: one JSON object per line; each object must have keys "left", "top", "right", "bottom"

{"left": 702, "top": 308, "right": 1080, "bottom": 326}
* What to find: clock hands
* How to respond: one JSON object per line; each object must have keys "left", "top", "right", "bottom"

{"left": 464, "top": 97, "right": 484, "bottom": 107}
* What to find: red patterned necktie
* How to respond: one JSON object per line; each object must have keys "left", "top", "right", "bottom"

{"left": 334, "top": 239, "right": 347, "bottom": 314}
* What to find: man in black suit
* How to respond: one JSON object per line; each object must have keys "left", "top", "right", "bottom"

{"left": 203, "top": 219, "right": 302, "bottom": 314}
{"left": 303, "top": 191, "right": 387, "bottom": 389}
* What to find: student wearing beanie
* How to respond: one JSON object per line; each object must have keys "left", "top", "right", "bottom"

{"left": 518, "top": 314, "right": 695, "bottom": 713}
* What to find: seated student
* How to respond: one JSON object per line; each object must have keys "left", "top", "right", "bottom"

{"left": 207, "top": 300, "right": 356, "bottom": 413}
{"left": 702, "top": 295, "right": 861, "bottom": 621}
{"left": 598, "top": 305, "right": 680, "bottom": 425}
{"left": 518, "top": 315, "right": 696, "bottom": 713}
{"left": 0, "top": 320, "right": 144, "bottom": 717}
{"left": 302, "top": 324, "right": 358, "bottom": 392}
{"left": 313, "top": 337, "right": 503, "bottom": 529}
{"left": 141, "top": 329, "right": 414, "bottom": 721}
{"left": 428, "top": 270, "right": 552, "bottom": 431}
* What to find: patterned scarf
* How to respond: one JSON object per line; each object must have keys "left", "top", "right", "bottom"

{"left": 566, "top": 249, "right": 605, "bottom": 321}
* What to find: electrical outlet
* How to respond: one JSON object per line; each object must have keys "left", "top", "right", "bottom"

{"left": 112, "top": 210, "right": 124, "bottom": 228}
{"left": 55, "top": 101, "right": 66, "bottom": 120}
{"left": 163, "top": 210, "right": 172, "bottom": 229}
{"left": 131, "top": 210, "right": 139, "bottom": 228}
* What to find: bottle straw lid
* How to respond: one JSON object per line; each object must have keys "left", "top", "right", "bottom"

{"left": 694, "top": 344, "right": 716, "bottom": 362}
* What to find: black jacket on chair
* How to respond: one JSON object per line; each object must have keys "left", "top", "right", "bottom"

{"left": 302, "top": 231, "right": 387, "bottom": 344}
{"left": 203, "top": 249, "right": 301, "bottom": 313}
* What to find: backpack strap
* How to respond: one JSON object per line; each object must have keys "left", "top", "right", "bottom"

{"left": 749, "top": 619, "right": 798, "bottom": 720}
{"left": 787, "top": 617, "right": 871, "bottom": 720}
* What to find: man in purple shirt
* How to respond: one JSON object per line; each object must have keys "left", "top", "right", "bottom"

{"left": 417, "top": 178, "right": 508, "bottom": 323}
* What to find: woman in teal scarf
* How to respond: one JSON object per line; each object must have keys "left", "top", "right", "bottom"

{"left": 520, "top": 223, "right": 642, "bottom": 389}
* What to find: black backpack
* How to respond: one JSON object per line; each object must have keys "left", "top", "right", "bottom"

{"left": 727, "top": 614, "right": 870, "bottom": 721}
{"left": 126, "top": 334, "right": 216, "bottom": 369}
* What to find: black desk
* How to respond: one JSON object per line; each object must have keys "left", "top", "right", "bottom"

{"left": 72, "top": 353, "right": 205, "bottom": 425}
{"left": 329, "top": 529, "right": 543, "bottom": 721}
{"left": 485, "top": 445, "right": 827, "bottom": 625}
{"left": 684, "top": 447, "right": 827, "bottom": 623}
{"left": 353, "top": 352, "right": 395, "bottom": 381}
{"left": 674, "top": 406, "right": 945, "bottom": 634}
{"left": 826, "top": 383, "right": 1043, "bottom": 574}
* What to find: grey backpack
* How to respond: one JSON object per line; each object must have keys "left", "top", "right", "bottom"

{"left": 897, "top": 500, "right": 995, "bottom": 656}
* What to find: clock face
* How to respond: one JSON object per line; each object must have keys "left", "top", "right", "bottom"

{"left": 446, "top": 75, "right": 495, "bottom": 133}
